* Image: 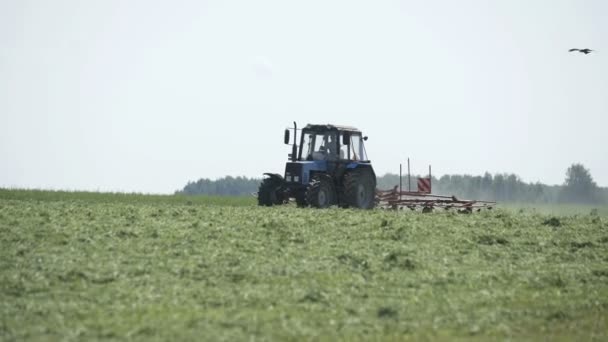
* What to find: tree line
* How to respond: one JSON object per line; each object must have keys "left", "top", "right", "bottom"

{"left": 177, "top": 163, "right": 607, "bottom": 204}
{"left": 179, "top": 176, "right": 260, "bottom": 197}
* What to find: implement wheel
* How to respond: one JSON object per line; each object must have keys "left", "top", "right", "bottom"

{"left": 343, "top": 168, "right": 376, "bottom": 209}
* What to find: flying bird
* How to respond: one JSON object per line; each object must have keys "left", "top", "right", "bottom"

{"left": 569, "top": 48, "right": 594, "bottom": 54}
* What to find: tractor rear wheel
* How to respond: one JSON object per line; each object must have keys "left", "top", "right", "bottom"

{"left": 258, "top": 177, "right": 284, "bottom": 206}
{"left": 306, "top": 176, "right": 335, "bottom": 208}
{"left": 343, "top": 168, "right": 376, "bottom": 209}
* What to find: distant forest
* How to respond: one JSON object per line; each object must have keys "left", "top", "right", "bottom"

{"left": 177, "top": 164, "right": 607, "bottom": 204}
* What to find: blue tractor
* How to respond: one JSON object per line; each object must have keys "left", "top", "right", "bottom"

{"left": 258, "top": 122, "right": 377, "bottom": 209}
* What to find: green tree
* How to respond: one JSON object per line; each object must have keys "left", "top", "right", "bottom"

{"left": 560, "top": 163, "right": 598, "bottom": 203}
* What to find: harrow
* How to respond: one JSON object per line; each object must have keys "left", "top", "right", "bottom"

{"left": 375, "top": 162, "right": 495, "bottom": 213}
{"left": 375, "top": 186, "right": 495, "bottom": 213}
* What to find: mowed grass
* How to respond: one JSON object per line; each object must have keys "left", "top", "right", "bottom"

{"left": 500, "top": 202, "right": 608, "bottom": 217}
{"left": 0, "top": 188, "right": 255, "bottom": 206}
{"left": 1, "top": 190, "right": 607, "bottom": 341}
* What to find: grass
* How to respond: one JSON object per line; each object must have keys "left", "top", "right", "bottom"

{"left": 500, "top": 202, "right": 608, "bottom": 217}
{"left": 1, "top": 189, "right": 607, "bottom": 340}
{"left": 0, "top": 188, "right": 255, "bottom": 206}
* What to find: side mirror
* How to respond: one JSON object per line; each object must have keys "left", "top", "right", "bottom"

{"left": 363, "top": 136, "right": 368, "bottom": 141}
{"left": 284, "top": 129, "right": 290, "bottom": 144}
{"left": 342, "top": 133, "right": 350, "bottom": 145}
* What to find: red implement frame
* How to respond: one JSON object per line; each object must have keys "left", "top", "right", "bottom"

{"left": 376, "top": 163, "right": 496, "bottom": 212}
{"left": 375, "top": 186, "right": 495, "bottom": 213}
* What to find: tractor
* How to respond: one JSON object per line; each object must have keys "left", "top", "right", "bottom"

{"left": 258, "top": 122, "right": 376, "bottom": 209}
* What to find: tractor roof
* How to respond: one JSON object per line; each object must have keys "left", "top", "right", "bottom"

{"left": 303, "top": 124, "right": 361, "bottom": 133}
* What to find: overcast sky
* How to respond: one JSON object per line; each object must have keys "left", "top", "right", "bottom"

{"left": 1, "top": 0, "right": 606, "bottom": 193}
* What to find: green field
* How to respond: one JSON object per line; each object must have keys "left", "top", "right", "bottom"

{"left": 1, "top": 190, "right": 607, "bottom": 341}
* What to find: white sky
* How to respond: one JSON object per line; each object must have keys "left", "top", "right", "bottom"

{"left": 1, "top": 0, "right": 607, "bottom": 193}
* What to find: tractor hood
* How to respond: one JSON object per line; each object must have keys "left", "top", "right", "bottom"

{"left": 284, "top": 161, "right": 327, "bottom": 185}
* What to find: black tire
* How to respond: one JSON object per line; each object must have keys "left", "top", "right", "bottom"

{"left": 258, "top": 177, "right": 284, "bottom": 206}
{"left": 343, "top": 168, "right": 376, "bottom": 209}
{"left": 295, "top": 192, "right": 308, "bottom": 207}
{"left": 306, "top": 176, "right": 335, "bottom": 208}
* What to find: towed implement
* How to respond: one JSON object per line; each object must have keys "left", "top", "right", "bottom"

{"left": 376, "top": 188, "right": 495, "bottom": 213}
{"left": 375, "top": 162, "right": 495, "bottom": 212}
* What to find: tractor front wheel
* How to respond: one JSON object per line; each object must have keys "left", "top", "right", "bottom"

{"left": 258, "top": 177, "right": 285, "bottom": 206}
{"left": 295, "top": 192, "right": 308, "bottom": 207}
{"left": 343, "top": 168, "right": 376, "bottom": 209}
{"left": 306, "top": 176, "right": 335, "bottom": 208}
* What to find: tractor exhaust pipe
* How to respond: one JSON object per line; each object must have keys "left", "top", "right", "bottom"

{"left": 292, "top": 121, "right": 297, "bottom": 162}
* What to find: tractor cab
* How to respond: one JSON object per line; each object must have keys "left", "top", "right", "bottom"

{"left": 259, "top": 122, "right": 377, "bottom": 209}
{"left": 298, "top": 125, "right": 369, "bottom": 163}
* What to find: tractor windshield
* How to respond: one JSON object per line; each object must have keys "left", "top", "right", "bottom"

{"left": 300, "top": 131, "right": 338, "bottom": 161}
{"left": 299, "top": 129, "right": 368, "bottom": 161}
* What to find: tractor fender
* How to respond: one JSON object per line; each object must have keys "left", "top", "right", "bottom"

{"left": 309, "top": 172, "right": 332, "bottom": 183}
{"left": 263, "top": 173, "right": 284, "bottom": 183}
{"left": 344, "top": 163, "right": 376, "bottom": 178}
{"left": 346, "top": 162, "right": 373, "bottom": 172}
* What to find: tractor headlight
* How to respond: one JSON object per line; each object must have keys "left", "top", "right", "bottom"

{"left": 285, "top": 172, "right": 291, "bottom": 182}
{"left": 294, "top": 176, "right": 299, "bottom": 182}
